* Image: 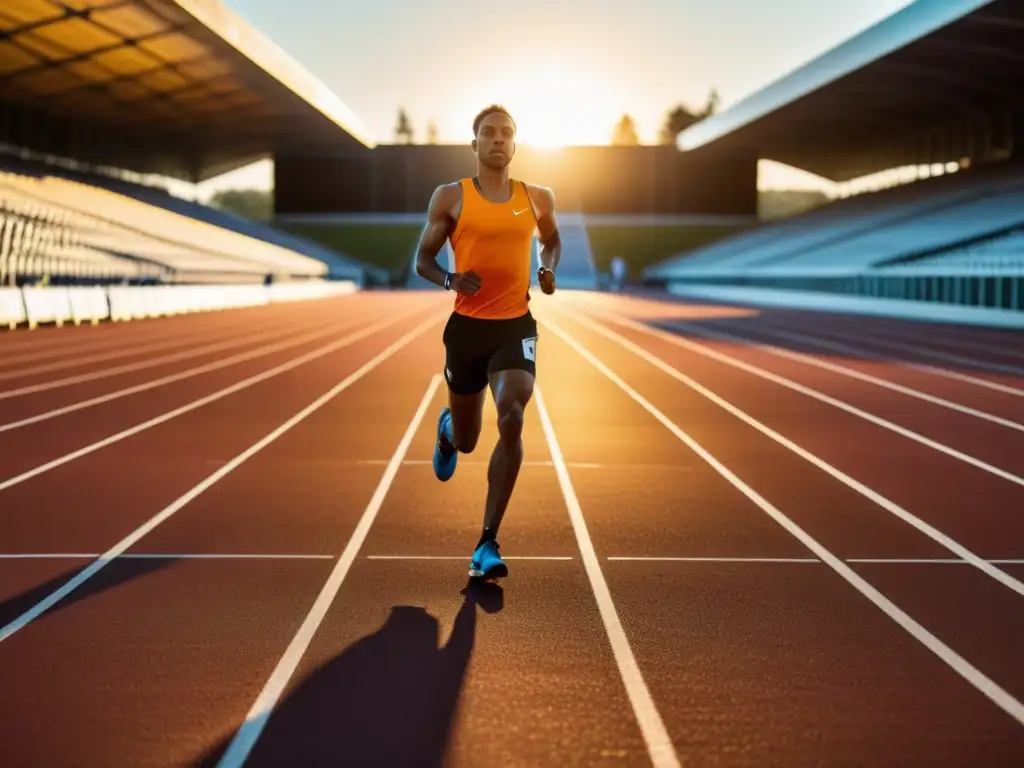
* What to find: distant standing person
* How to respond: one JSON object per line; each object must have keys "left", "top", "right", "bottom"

{"left": 414, "top": 104, "right": 561, "bottom": 580}
{"left": 610, "top": 255, "right": 627, "bottom": 292}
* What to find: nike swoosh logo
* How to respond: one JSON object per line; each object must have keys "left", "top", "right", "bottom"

{"left": 513, "top": 208, "right": 529, "bottom": 216}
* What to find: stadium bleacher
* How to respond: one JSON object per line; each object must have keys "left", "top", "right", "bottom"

{"left": 644, "top": 0, "right": 1024, "bottom": 319}
{"left": 0, "top": 0, "right": 390, "bottom": 331}
{"left": 0, "top": 162, "right": 330, "bottom": 285}
{"left": 645, "top": 159, "right": 1024, "bottom": 313}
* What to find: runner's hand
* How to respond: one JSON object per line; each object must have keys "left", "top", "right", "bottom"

{"left": 538, "top": 266, "right": 556, "bottom": 295}
{"left": 449, "top": 270, "right": 482, "bottom": 295}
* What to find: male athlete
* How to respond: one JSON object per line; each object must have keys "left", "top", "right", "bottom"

{"left": 415, "top": 104, "right": 560, "bottom": 580}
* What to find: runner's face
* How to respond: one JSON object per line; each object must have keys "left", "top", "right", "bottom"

{"left": 473, "top": 112, "right": 515, "bottom": 169}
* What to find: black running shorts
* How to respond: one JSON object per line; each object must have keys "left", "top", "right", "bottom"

{"left": 442, "top": 310, "right": 538, "bottom": 395}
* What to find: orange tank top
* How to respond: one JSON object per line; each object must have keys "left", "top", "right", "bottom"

{"left": 449, "top": 177, "right": 537, "bottom": 320}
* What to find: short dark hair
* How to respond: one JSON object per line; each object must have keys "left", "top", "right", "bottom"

{"left": 472, "top": 104, "right": 515, "bottom": 136}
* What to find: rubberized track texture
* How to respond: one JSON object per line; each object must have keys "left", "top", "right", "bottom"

{"left": 1, "top": 288, "right": 1023, "bottom": 767}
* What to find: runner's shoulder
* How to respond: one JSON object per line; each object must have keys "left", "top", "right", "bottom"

{"left": 429, "top": 182, "right": 463, "bottom": 217}
{"left": 523, "top": 183, "right": 555, "bottom": 214}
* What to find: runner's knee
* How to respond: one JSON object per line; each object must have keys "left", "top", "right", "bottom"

{"left": 495, "top": 397, "right": 525, "bottom": 444}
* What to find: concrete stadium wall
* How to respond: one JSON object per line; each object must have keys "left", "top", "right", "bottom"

{"left": 0, "top": 281, "right": 357, "bottom": 331}
{"left": 273, "top": 144, "right": 758, "bottom": 218}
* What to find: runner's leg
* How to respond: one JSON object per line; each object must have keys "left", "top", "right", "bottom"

{"left": 479, "top": 368, "right": 534, "bottom": 541}
{"left": 468, "top": 318, "right": 538, "bottom": 578}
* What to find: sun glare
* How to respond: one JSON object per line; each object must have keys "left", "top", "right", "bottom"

{"left": 459, "top": 66, "right": 625, "bottom": 148}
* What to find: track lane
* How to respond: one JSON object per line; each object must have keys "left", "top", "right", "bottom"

{"left": 641, "top": 318, "right": 1024, "bottom": 473}
{"left": 754, "top": 311, "right": 1024, "bottom": 387}
{"left": 0, "top": 314, "right": 324, "bottom": 418}
{"left": 0, "top": 311, "right": 655, "bottom": 767}
{"left": 0, "top": 305, "right": 371, "bottom": 430}
{"left": 0, "top": 293, "right": 343, "bottom": 362}
{"left": 534, "top": 301, "right": 1024, "bottom": 764}
{"left": 0, "top": 293, "right": 377, "bottom": 395}
{"left": 0, "top": 312, "right": 270, "bottom": 371}
{"left": 538, "top": 299, "right": 1024, "bottom": 744}
{"left": 0, "top": 313, "right": 295, "bottom": 386}
{"left": 556, "top": 299, "right": 1024, "bottom": 560}
{"left": 0, "top": 296, "right": 444, "bottom": 554}
{"left": 658, "top": 297, "right": 1024, "bottom": 361}
{"left": 3, "top": 291, "right": 1024, "bottom": 766}
{"left": 0, "top": 556, "right": 338, "bottom": 768}
{"left": 704, "top": 317, "right": 1024, "bottom": 419}
{"left": 0, "top": 308, "right": 449, "bottom": 767}
{"left": 200, "top": 330, "right": 660, "bottom": 766}
{"left": 0, "top": 295, "right": 430, "bottom": 486}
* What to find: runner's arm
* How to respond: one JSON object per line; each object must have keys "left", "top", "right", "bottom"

{"left": 415, "top": 184, "right": 458, "bottom": 288}
{"left": 533, "top": 186, "right": 561, "bottom": 273}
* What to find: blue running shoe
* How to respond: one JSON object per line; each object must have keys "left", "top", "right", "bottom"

{"left": 432, "top": 407, "right": 457, "bottom": 482}
{"left": 469, "top": 539, "right": 507, "bottom": 579}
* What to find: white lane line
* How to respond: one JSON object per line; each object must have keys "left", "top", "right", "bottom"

{"left": 215, "top": 374, "right": 441, "bottom": 768}
{"left": 4, "top": 554, "right": 1022, "bottom": 565}
{"left": 676, "top": 321, "right": 1024, "bottom": 433}
{"left": 535, "top": 383, "right": 681, "bottom": 768}
{"left": 877, "top": 328, "right": 1024, "bottom": 363}
{"left": 0, "top": 319, "right": 271, "bottom": 382}
{"left": 778, "top": 322, "right": 1024, "bottom": 396}
{"left": 0, "top": 321, "right": 440, "bottom": 644}
{"left": 545, "top": 310, "right": 1024, "bottom": 599}
{"left": 608, "top": 556, "right": 819, "bottom": 563}
{"left": 0, "top": 316, "right": 316, "bottom": 396}
{"left": 0, "top": 305, "right": 432, "bottom": 495}
{"left": 0, "top": 553, "right": 100, "bottom": 559}
{"left": 542, "top": 315, "right": 1024, "bottom": 728}
{"left": 364, "top": 555, "right": 574, "bottom": 560}
{"left": 568, "top": 305, "right": 1024, "bottom": 490}
{"left": 825, "top": 325, "right": 1024, "bottom": 378}
{"left": 0, "top": 553, "right": 336, "bottom": 560}
{"left": 847, "top": 558, "right": 1024, "bottom": 565}
{"left": 356, "top": 459, "right": 605, "bottom": 469}
{"left": 0, "top": 316, "right": 259, "bottom": 370}
{"left": 609, "top": 557, "right": 1024, "bottom": 565}
{"left": 0, "top": 314, "right": 369, "bottom": 432}
{"left": 121, "top": 553, "right": 335, "bottom": 560}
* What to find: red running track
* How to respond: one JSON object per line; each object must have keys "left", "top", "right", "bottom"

{"left": 0, "top": 288, "right": 1023, "bottom": 767}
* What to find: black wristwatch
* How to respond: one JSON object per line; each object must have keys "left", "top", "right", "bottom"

{"left": 443, "top": 272, "right": 453, "bottom": 290}
{"left": 537, "top": 266, "right": 553, "bottom": 279}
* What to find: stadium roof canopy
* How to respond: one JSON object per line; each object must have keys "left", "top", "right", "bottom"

{"left": 0, "top": 0, "right": 374, "bottom": 181}
{"left": 677, "top": 0, "right": 1024, "bottom": 181}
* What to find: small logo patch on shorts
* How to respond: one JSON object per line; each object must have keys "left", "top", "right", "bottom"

{"left": 522, "top": 336, "right": 537, "bottom": 362}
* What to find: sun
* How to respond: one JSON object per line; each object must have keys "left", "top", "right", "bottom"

{"left": 459, "top": 66, "right": 625, "bottom": 148}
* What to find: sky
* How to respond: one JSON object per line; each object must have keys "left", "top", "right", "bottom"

{"left": 186, "top": 0, "right": 918, "bottom": 201}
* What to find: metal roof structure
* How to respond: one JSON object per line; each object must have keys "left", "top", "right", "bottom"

{"left": 677, "top": 0, "right": 1024, "bottom": 181}
{"left": 0, "top": 0, "right": 374, "bottom": 181}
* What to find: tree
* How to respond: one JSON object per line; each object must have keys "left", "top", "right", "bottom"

{"left": 425, "top": 119, "right": 438, "bottom": 145}
{"left": 658, "top": 87, "right": 720, "bottom": 145}
{"left": 208, "top": 188, "right": 272, "bottom": 222}
{"left": 394, "top": 107, "right": 414, "bottom": 144}
{"left": 611, "top": 113, "right": 639, "bottom": 145}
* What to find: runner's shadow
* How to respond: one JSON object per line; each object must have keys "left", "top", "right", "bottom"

{"left": 199, "top": 579, "right": 503, "bottom": 767}
{"left": 0, "top": 558, "right": 174, "bottom": 631}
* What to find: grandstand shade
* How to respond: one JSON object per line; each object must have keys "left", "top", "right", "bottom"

{"left": 677, "top": 0, "right": 1024, "bottom": 181}
{"left": 0, "top": 0, "right": 373, "bottom": 182}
